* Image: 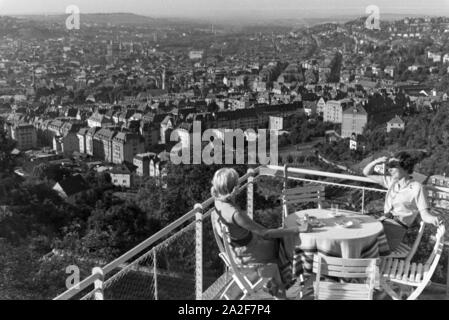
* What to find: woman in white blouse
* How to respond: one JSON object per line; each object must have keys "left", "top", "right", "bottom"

{"left": 363, "top": 152, "right": 440, "bottom": 251}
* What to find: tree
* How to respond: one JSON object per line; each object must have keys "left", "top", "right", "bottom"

{"left": 31, "top": 163, "right": 69, "bottom": 182}
{"left": 328, "top": 51, "right": 343, "bottom": 83}
{"left": 0, "top": 128, "right": 16, "bottom": 173}
{"left": 82, "top": 203, "right": 160, "bottom": 260}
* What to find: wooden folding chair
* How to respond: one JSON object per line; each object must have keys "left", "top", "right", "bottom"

{"left": 380, "top": 224, "right": 446, "bottom": 300}
{"left": 312, "top": 254, "right": 380, "bottom": 300}
{"left": 282, "top": 165, "right": 325, "bottom": 226}
{"left": 211, "top": 210, "right": 272, "bottom": 300}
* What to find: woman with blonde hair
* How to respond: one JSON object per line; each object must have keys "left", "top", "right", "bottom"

{"left": 211, "top": 167, "right": 311, "bottom": 299}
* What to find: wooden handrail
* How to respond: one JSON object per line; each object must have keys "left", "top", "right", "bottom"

{"left": 262, "top": 165, "right": 379, "bottom": 183}
{"left": 54, "top": 272, "right": 101, "bottom": 300}
{"left": 261, "top": 165, "right": 449, "bottom": 194}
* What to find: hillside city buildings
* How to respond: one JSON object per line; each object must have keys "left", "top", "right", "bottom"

{"left": 2, "top": 14, "right": 449, "bottom": 193}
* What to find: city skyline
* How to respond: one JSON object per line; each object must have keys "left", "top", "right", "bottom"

{"left": 0, "top": 0, "right": 448, "bottom": 19}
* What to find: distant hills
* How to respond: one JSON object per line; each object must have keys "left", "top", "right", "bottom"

{"left": 5, "top": 11, "right": 442, "bottom": 30}
{"left": 12, "top": 12, "right": 157, "bottom": 25}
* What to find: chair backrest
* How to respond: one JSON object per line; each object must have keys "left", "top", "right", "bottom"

{"left": 423, "top": 224, "right": 446, "bottom": 279}
{"left": 404, "top": 220, "right": 426, "bottom": 263}
{"left": 211, "top": 210, "right": 231, "bottom": 267}
{"left": 282, "top": 165, "right": 325, "bottom": 224}
{"left": 283, "top": 185, "right": 325, "bottom": 205}
{"left": 210, "top": 210, "right": 256, "bottom": 293}
{"left": 313, "top": 254, "right": 379, "bottom": 300}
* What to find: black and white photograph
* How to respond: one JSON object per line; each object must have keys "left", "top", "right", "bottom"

{"left": 1, "top": 0, "right": 449, "bottom": 303}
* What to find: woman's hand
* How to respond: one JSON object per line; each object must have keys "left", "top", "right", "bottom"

{"left": 376, "top": 156, "right": 388, "bottom": 163}
{"left": 420, "top": 209, "right": 443, "bottom": 227}
{"left": 363, "top": 156, "right": 388, "bottom": 177}
{"left": 295, "top": 220, "right": 313, "bottom": 233}
{"left": 423, "top": 215, "right": 441, "bottom": 227}
{"left": 298, "top": 222, "right": 313, "bottom": 233}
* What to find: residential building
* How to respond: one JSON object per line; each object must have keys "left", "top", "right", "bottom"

{"left": 384, "top": 66, "right": 395, "bottom": 78}
{"left": 85, "top": 127, "right": 100, "bottom": 156}
{"left": 429, "top": 175, "right": 449, "bottom": 189}
{"left": 341, "top": 104, "right": 368, "bottom": 138}
{"left": 87, "top": 112, "right": 113, "bottom": 128}
{"left": 443, "top": 54, "right": 449, "bottom": 64}
{"left": 93, "top": 128, "right": 117, "bottom": 162}
{"left": 133, "top": 152, "right": 156, "bottom": 177}
{"left": 109, "top": 164, "right": 133, "bottom": 188}
{"left": 112, "top": 132, "right": 145, "bottom": 164}
{"left": 47, "top": 120, "right": 66, "bottom": 138}
{"left": 11, "top": 123, "right": 37, "bottom": 150}
{"left": 77, "top": 128, "right": 89, "bottom": 154}
{"left": 57, "top": 122, "right": 84, "bottom": 157}
{"left": 428, "top": 51, "right": 442, "bottom": 63}
{"left": 316, "top": 97, "right": 326, "bottom": 114}
{"left": 150, "top": 156, "right": 168, "bottom": 182}
{"left": 189, "top": 50, "right": 204, "bottom": 60}
{"left": 324, "top": 99, "right": 352, "bottom": 124}
{"left": 140, "top": 122, "right": 159, "bottom": 150}
{"left": 427, "top": 174, "right": 449, "bottom": 208}
{"left": 387, "top": 115, "right": 405, "bottom": 132}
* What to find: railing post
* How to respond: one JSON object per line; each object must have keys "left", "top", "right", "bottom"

{"left": 361, "top": 188, "right": 366, "bottom": 214}
{"left": 92, "top": 267, "right": 104, "bottom": 300}
{"left": 194, "top": 203, "right": 203, "bottom": 300}
{"left": 247, "top": 168, "right": 255, "bottom": 220}
{"left": 153, "top": 250, "right": 158, "bottom": 300}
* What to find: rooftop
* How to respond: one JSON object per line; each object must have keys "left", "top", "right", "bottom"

{"left": 388, "top": 115, "right": 405, "bottom": 125}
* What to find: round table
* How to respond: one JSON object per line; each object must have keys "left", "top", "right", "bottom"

{"left": 284, "top": 208, "right": 390, "bottom": 275}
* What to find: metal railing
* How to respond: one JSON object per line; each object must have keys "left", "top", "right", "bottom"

{"left": 54, "top": 165, "right": 449, "bottom": 300}
{"left": 54, "top": 168, "right": 256, "bottom": 300}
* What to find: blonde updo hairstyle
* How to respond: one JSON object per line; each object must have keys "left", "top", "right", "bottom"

{"left": 211, "top": 168, "right": 240, "bottom": 202}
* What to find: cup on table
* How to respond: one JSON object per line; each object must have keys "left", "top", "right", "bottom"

{"left": 330, "top": 203, "right": 342, "bottom": 217}
{"left": 331, "top": 203, "right": 339, "bottom": 213}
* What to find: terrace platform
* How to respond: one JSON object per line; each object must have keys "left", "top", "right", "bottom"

{"left": 53, "top": 165, "right": 449, "bottom": 301}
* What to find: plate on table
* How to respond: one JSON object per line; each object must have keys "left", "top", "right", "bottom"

{"left": 335, "top": 219, "right": 361, "bottom": 228}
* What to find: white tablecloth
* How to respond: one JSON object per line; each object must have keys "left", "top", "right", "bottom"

{"left": 284, "top": 208, "right": 390, "bottom": 274}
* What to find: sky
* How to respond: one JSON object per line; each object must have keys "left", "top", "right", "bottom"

{"left": 0, "top": 0, "right": 448, "bottom": 18}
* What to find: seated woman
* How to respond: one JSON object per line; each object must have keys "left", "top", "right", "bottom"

{"left": 211, "top": 167, "right": 311, "bottom": 299}
{"left": 363, "top": 152, "right": 440, "bottom": 251}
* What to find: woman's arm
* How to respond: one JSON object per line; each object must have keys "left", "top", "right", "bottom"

{"left": 419, "top": 208, "right": 440, "bottom": 226}
{"left": 363, "top": 156, "right": 388, "bottom": 176}
{"left": 363, "top": 156, "right": 389, "bottom": 186}
{"left": 233, "top": 209, "right": 310, "bottom": 238}
{"left": 415, "top": 184, "right": 440, "bottom": 227}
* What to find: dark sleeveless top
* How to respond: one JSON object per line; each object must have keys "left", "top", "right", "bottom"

{"left": 214, "top": 199, "right": 253, "bottom": 247}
